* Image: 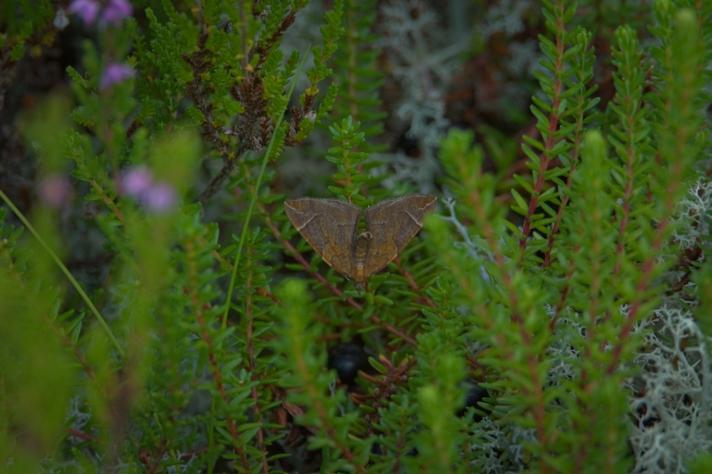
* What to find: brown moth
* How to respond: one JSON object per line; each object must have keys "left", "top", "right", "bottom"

{"left": 284, "top": 195, "right": 437, "bottom": 283}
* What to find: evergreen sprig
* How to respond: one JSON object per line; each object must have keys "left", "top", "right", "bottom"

{"left": 607, "top": 25, "right": 652, "bottom": 278}
{"left": 276, "top": 279, "right": 371, "bottom": 474}
{"left": 542, "top": 26, "right": 599, "bottom": 267}
{"left": 334, "top": 0, "right": 386, "bottom": 145}
{"left": 515, "top": 0, "right": 578, "bottom": 260}
{"left": 325, "top": 116, "right": 373, "bottom": 204}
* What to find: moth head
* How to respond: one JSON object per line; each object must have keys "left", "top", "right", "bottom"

{"left": 357, "top": 231, "right": 373, "bottom": 241}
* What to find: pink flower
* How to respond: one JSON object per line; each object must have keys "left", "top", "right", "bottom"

{"left": 119, "top": 166, "right": 177, "bottom": 214}
{"left": 38, "top": 175, "right": 73, "bottom": 208}
{"left": 101, "top": 0, "right": 133, "bottom": 26}
{"left": 100, "top": 62, "right": 135, "bottom": 90}
{"left": 119, "top": 166, "right": 153, "bottom": 197}
{"left": 68, "top": 0, "right": 100, "bottom": 25}
{"left": 140, "top": 183, "right": 177, "bottom": 213}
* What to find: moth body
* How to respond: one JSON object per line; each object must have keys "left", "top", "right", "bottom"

{"left": 353, "top": 228, "right": 373, "bottom": 283}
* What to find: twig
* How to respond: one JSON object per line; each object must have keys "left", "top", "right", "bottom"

{"left": 394, "top": 257, "right": 435, "bottom": 307}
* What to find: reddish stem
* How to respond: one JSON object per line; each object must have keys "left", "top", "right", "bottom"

{"left": 519, "top": 11, "right": 567, "bottom": 256}
{"left": 185, "top": 240, "right": 249, "bottom": 470}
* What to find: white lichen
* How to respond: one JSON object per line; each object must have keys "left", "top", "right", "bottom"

{"left": 629, "top": 305, "right": 712, "bottom": 474}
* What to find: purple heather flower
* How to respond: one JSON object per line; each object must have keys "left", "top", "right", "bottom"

{"left": 119, "top": 166, "right": 153, "bottom": 197}
{"left": 119, "top": 166, "right": 177, "bottom": 213}
{"left": 68, "top": 0, "right": 100, "bottom": 25}
{"left": 38, "top": 175, "right": 73, "bottom": 208}
{"left": 100, "top": 62, "right": 135, "bottom": 90}
{"left": 100, "top": 0, "right": 133, "bottom": 26}
{"left": 140, "top": 182, "right": 177, "bottom": 213}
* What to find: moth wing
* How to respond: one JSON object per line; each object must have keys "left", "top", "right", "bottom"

{"left": 363, "top": 195, "right": 437, "bottom": 276}
{"left": 284, "top": 198, "right": 360, "bottom": 279}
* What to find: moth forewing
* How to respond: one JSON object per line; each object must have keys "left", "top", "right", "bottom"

{"left": 363, "top": 195, "right": 437, "bottom": 275}
{"left": 284, "top": 198, "right": 360, "bottom": 279}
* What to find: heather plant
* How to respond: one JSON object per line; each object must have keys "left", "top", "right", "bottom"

{"left": 0, "top": 1, "right": 710, "bottom": 473}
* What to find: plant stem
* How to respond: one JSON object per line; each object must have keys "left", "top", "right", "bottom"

{"left": 0, "top": 188, "right": 124, "bottom": 356}
{"left": 222, "top": 52, "right": 308, "bottom": 328}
